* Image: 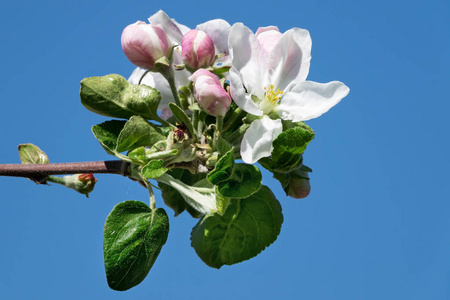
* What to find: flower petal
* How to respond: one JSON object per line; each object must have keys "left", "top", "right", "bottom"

{"left": 268, "top": 28, "right": 312, "bottom": 92}
{"left": 197, "top": 19, "right": 231, "bottom": 56}
{"left": 229, "top": 67, "right": 263, "bottom": 116}
{"left": 240, "top": 116, "right": 282, "bottom": 164}
{"left": 148, "top": 10, "right": 189, "bottom": 44}
{"left": 276, "top": 81, "right": 350, "bottom": 122}
{"left": 255, "top": 26, "right": 282, "bottom": 54}
{"left": 229, "top": 23, "right": 268, "bottom": 98}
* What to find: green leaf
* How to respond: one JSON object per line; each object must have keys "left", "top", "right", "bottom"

{"left": 168, "top": 103, "right": 195, "bottom": 137}
{"left": 80, "top": 74, "right": 162, "bottom": 121}
{"left": 103, "top": 201, "right": 169, "bottom": 291}
{"left": 92, "top": 117, "right": 165, "bottom": 159}
{"left": 262, "top": 125, "right": 314, "bottom": 173}
{"left": 207, "top": 149, "right": 262, "bottom": 198}
{"left": 116, "top": 116, "right": 165, "bottom": 153}
{"left": 141, "top": 160, "right": 168, "bottom": 179}
{"left": 92, "top": 120, "right": 126, "bottom": 155}
{"left": 18, "top": 143, "right": 49, "bottom": 164}
{"left": 191, "top": 185, "right": 283, "bottom": 269}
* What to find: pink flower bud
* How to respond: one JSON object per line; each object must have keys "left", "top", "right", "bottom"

{"left": 181, "top": 29, "right": 215, "bottom": 69}
{"left": 188, "top": 69, "right": 231, "bottom": 117}
{"left": 286, "top": 170, "right": 311, "bottom": 199}
{"left": 121, "top": 21, "right": 171, "bottom": 69}
{"left": 255, "top": 26, "right": 282, "bottom": 54}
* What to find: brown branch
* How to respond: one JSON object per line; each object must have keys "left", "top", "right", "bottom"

{"left": 0, "top": 160, "right": 130, "bottom": 178}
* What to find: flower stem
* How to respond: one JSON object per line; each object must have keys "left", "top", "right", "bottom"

{"left": 226, "top": 123, "right": 250, "bottom": 144}
{"left": 223, "top": 107, "right": 244, "bottom": 132}
{"left": 161, "top": 67, "right": 182, "bottom": 108}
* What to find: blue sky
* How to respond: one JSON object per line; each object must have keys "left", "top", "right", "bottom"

{"left": 1, "top": 0, "right": 449, "bottom": 299}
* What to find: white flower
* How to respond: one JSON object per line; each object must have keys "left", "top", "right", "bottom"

{"left": 228, "top": 23, "right": 350, "bottom": 164}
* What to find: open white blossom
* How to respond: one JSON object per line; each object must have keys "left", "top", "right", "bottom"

{"left": 228, "top": 23, "right": 349, "bottom": 164}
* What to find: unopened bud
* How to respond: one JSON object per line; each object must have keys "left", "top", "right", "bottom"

{"left": 286, "top": 169, "right": 310, "bottom": 199}
{"left": 181, "top": 29, "right": 215, "bottom": 70}
{"left": 49, "top": 173, "right": 98, "bottom": 197}
{"left": 121, "top": 21, "right": 171, "bottom": 69}
{"left": 188, "top": 69, "right": 231, "bottom": 117}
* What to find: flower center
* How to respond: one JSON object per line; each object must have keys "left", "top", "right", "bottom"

{"left": 260, "top": 85, "right": 284, "bottom": 114}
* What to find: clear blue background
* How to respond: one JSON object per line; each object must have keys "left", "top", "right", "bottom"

{"left": 1, "top": 0, "right": 449, "bottom": 299}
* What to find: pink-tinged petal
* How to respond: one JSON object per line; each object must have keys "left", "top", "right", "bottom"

{"left": 255, "top": 26, "right": 282, "bottom": 54}
{"left": 121, "top": 22, "right": 171, "bottom": 69}
{"left": 148, "top": 10, "right": 187, "bottom": 44}
{"left": 240, "top": 116, "right": 282, "bottom": 164}
{"left": 189, "top": 69, "right": 231, "bottom": 117}
{"left": 229, "top": 68, "right": 263, "bottom": 116}
{"left": 229, "top": 23, "right": 269, "bottom": 99}
{"left": 182, "top": 30, "right": 215, "bottom": 69}
{"left": 268, "top": 28, "right": 312, "bottom": 91}
{"left": 188, "top": 68, "right": 220, "bottom": 84}
{"left": 275, "top": 81, "right": 350, "bottom": 122}
{"left": 197, "top": 19, "right": 231, "bottom": 55}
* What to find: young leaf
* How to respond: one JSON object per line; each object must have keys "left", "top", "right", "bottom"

{"left": 80, "top": 74, "right": 162, "bottom": 121}
{"left": 18, "top": 144, "right": 49, "bottom": 164}
{"left": 207, "top": 149, "right": 234, "bottom": 184}
{"left": 92, "top": 120, "right": 126, "bottom": 155}
{"left": 207, "top": 149, "right": 262, "bottom": 198}
{"left": 217, "top": 164, "right": 261, "bottom": 198}
{"left": 103, "top": 201, "right": 169, "bottom": 291}
{"left": 116, "top": 116, "right": 165, "bottom": 153}
{"left": 141, "top": 160, "right": 168, "bottom": 179}
{"left": 191, "top": 185, "right": 283, "bottom": 269}
{"left": 262, "top": 125, "right": 314, "bottom": 173}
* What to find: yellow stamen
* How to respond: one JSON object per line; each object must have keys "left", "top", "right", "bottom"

{"left": 260, "top": 85, "right": 284, "bottom": 114}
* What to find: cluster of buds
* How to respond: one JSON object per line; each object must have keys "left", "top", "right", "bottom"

{"left": 121, "top": 12, "right": 232, "bottom": 117}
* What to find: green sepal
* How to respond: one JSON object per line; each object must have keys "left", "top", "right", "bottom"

{"left": 18, "top": 143, "right": 49, "bottom": 164}
{"left": 80, "top": 74, "right": 163, "bottom": 122}
{"left": 103, "top": 201, "right": 169, "bottom": 291}
{"left": 191, "top": 185, "right": 283, "bottom": 269}
{"left": 141, "top": 160, "right": 168, "bottom": 179}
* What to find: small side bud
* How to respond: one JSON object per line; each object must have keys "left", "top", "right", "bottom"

{"left": 188, "top": 69, "right": 231, "bottom": 117}
{"left": 286, "top": 169, "right": 310, "bottom": 199}
{"left": 49, "top": 173, "right": 98, "bottom": 197}
{"left": 121, "top": 21, "right": 171, "bottom": 69}
{"left": 181, "top": 29, "right": 215, "bottom": 70}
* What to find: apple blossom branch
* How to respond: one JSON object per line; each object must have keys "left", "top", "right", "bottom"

{"left": 0, "top": 160, "right": 130, "bottom": 178}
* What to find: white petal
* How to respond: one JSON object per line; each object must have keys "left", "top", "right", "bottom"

{"left": 268, "top": 28, "right": 312, "bottom": 91}
{"left": 228, "top": 23, "right": 268, "bottom": 98}
{"left": 229, "top": 68, "right": 263, "bottom": 116}
{"left": 197, "top": 19, "right": 231, "bottom": 55}
{"left": 240, "top": 116, "right": 282, "bottom": 164}
{"left": 148, "top": 10, "right": 188, "bottom": 44}
{"left": 276, "top": 81, "right": 350, "bottom": 122}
